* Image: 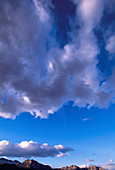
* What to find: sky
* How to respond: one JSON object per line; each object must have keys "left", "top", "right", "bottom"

{"left": 0, "top": 0, "right": 115, "bottom": 169}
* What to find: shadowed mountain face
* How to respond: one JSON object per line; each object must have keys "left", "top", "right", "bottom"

{"left": 0, "top": 158, "right": 104, "bottom": 170}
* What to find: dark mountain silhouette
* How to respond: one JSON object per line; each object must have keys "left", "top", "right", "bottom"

{"left": 0, "top": 158, "right": 104, "bottom": 170}
{"left": 0, "top": 158, "right": 20, "bottom": 165}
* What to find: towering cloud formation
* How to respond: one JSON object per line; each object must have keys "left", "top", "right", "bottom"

{"left": 0, "top": 0, "right": 115, "bottom": 119}
{"left": 0, "top": 140, "right": 73, "bottom": 158}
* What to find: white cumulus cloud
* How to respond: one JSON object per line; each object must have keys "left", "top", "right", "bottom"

{"left": 0, "top": 140, "right": 73, "bottom": 158}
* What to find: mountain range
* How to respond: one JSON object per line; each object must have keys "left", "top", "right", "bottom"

{"left": 0, "top": 158, "right": 104, "bottom": 170}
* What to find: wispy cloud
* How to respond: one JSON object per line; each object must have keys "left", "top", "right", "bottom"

{"left": 85, "top": 159, "right": 94, "bottom": 162}
{"left": 82, "top": 118, "right": 90, "bottom": 121}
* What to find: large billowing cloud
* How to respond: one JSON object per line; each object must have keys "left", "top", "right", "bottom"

{"left": 0, "top": 140, "right": 73, "bottom": 158}
{"left": 0, "top": 0, "right": 115, "bottom": 119}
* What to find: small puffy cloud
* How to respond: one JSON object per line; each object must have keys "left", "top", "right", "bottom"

{"left": 54, "top": 145, "right": 64, "bottom": 150}
{"left": 56, "top": 153, "right": 69, "bottom": 158}
{"left": 110, "top": 159, "right": 114, "bottom": 163}
{"left": 85, "top": 159, "right": 94, "bottom": 162}
{"left": 0, "top": 140, "right": 73, "bottom": 158}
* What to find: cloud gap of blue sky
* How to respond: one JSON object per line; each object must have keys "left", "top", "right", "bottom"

{"left": 51, "top": 0, "right": 76, "bottom": 47}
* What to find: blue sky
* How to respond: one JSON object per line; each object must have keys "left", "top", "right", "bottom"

{"left": 0, "top": 0, "right": 115, "bottom": 169}
{"left": 0, "top": 103, "right": 115, "bottom": 168}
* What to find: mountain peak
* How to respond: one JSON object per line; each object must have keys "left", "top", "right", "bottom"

{"left": 19, "top": 159, "right": 52, "bottom": 169}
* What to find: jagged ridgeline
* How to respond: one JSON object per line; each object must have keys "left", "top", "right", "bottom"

{"left": 0, "top": 158, "right": 104, "bottom": 170}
